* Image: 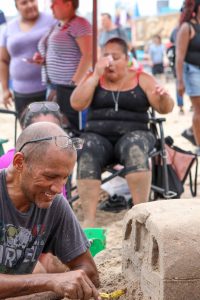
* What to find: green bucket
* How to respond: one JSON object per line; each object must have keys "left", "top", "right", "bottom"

{"left": 84, "top": 228, "right": 106, "bottom": 257}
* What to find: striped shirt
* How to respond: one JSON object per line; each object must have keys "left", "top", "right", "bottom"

{"left": 38, "top": 16, "right": 92, "bottom": 85}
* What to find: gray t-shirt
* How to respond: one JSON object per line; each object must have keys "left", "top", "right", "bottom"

{"left": 0, "top": 170, "right": 89, "bottom": 274}
{"left": 99, "top": 27, "right": 128, "bottom": 48}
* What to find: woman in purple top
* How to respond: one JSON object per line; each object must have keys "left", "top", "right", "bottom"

{"left": 0, "top": 0, "right": 55, "bottom": 125}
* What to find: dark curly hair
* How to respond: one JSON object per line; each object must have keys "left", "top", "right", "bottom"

{"left": 104, "top": 37, "right": 129, "bottom": 57}
{"left": 179, "top": 0, "right": 200, "bottom": 24}
{"left": 21, "top": 105, "right": 62, "bottom": 129}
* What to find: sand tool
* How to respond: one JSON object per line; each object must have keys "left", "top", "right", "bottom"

{"left": 99, "top": 289, "right": 126, "bottom": 299}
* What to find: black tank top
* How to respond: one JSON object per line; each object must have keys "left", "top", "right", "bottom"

{"left": 185, "top": 22, "right": 200, "bottom": 67}
{"left": 85, "top": 83, "right": 150, "bottom": 143}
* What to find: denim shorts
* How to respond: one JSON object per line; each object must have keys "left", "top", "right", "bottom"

{"left": 183, "top": 62, "right": 200, "bottom": 96}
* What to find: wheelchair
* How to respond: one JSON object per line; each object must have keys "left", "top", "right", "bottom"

{"left": 67, "top": 110, "right": 177, "bottom": 206}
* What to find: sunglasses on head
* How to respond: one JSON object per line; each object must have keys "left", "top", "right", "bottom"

{"left": 28, "top": 102, "right": 60, "bottom": 113}
{"left": 18, "top": 135, "right": 84, "bottom": 152}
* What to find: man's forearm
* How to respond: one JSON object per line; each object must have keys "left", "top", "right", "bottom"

{"left": 0, "top": 274, "right": 53, "bottom": 299}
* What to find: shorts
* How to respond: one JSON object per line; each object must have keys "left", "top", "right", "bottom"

{"left": 56, "top": 84, "right": 79, "bottom": 130}
{"left": 183, "top": 62, "right": 200, "bottom": 97}
{"left": 14, "top": 90, "right": 46, "bottom": 121}
{"left": 77, "top": 131, "right": 156, "bottom": 180}
{"left": 152, "top": 63, "right": 164, "bottom": 75}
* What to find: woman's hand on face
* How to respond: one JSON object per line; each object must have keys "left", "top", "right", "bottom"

{"left": 51, "top": 270, "right": 100, "bottom": 300}
{"left": 32, "top": 52, "right": 45, "bottom": 65}
{"left": 3, "top": 89, "right": 13, "bottom": 109}
{"left": 94, "top": 56, "right": 113, "bottom": 78}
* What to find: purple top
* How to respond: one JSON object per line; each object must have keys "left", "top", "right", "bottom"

{"left": 0, "top": 149, "right": 67, "bottom": 198}
{"left": 0, "top": 13, "right": 55, "bottom": 94}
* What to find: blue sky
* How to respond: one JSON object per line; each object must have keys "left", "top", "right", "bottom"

{"left": 1, "top": 0, "right": 183, "bottom": 17}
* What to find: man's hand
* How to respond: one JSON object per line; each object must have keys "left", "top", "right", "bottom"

{"left": 32, "top": 52, "right": 45, "bottom": 65}
{"left": 50, "top": 270, "right": 101, "bottom": 300}
{"left": 3, "top": 89, "right": 13, "bottom": 109}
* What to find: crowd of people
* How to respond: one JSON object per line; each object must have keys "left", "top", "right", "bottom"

{"left": 0, "top": 0, "right": 199, "bottom": 298}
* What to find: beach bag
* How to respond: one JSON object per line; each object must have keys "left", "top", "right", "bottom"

{"left": 152, "top": 136, "right": 198, "bottom": 199}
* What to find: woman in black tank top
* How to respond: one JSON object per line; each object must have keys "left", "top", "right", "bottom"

{"left": 70, "top": 37, "right": 174, "bottom": 228}
{"left": 176, "top": 0, "right": 200, "bottom": 154}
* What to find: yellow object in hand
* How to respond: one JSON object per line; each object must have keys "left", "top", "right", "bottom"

{"left": 100, "top": 289, "right": 126, "bottom": 299}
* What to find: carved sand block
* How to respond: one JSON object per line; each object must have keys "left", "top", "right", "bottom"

{"left": 122, "top": 199, "right": 200, "bottom": 300}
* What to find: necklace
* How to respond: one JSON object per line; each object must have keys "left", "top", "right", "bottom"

{"left": 106, "top": 75, "right": 127, "bottom": 112}
{"left": 111, "top": 91, "right": 120, "bottom": 112}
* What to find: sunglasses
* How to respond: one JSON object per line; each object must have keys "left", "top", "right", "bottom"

{"left": 18, "top": 135, "right": 84, "bottom": 152}
{"left": 28, "top": 102, "right": 60, "bottom": 113}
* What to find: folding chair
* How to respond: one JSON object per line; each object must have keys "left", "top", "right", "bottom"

{"left": 68, "top": 111, "right": 177, "bottom": 206}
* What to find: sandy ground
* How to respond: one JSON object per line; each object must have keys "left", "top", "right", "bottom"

{"left": 1, "top": 79, "right": 200, "bottom": 299}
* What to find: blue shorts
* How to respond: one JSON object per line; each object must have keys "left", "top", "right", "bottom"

{"left": 183, "top": 62, "right": 200, "bottom": 97}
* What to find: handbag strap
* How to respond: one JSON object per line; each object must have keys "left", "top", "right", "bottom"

{"left": 189, "top": 156, "right": 198, "bottom": 197}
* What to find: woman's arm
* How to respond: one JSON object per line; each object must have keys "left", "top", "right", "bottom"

{"left": 140, "top": 72, "right": 174, "bottom": 114}
{"left": 0, "top": 47, "right": 13, "bottom": 108}
{"left": 70, "top": 56, "right": 111, "bottom": 111}
{"left": 72, "top": 35, "right": 92, "bottom": 84}
{"left": 175, "top": 23, "right": 191, "bottom": 96}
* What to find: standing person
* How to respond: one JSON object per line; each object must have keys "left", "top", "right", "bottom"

{"left": 176, "top": 0, "right": 200, "bottom": 154}
{"left": 0, "top": 10, "right": 6, "bottom": 26}
{"left": 0, "top": 122, "right": 100, "bottom": 299}
{"left": 70, "top": 38, "right": 174, "bottom": 227}
{"left": 35, "top": 0, "right": 92, "bottom": 131}
{"left": 169, "top": 26, "right": 185, "bottom": 114}
{"left": 0, "top": 0, "right": 55, "bottom": 125}
{"left": 148, "top": 34, "right": 165, "bottom": 80}
{"left": 99, "top": 13, "right": 128, "bottom": 49}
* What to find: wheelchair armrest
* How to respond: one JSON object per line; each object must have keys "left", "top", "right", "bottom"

{"left": 149, "top": 117, "right": 166, "bottom": 123}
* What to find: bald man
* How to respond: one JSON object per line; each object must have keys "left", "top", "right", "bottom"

{"left": 0, "top": 122, "right": 100, "bottom": 300}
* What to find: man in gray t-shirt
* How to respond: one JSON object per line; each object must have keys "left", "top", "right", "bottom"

{"left": 99, "top": 13, "right": 128, "bottom": 48}
{"left": 0, "top": 122, "right": 100, "bottom": 300}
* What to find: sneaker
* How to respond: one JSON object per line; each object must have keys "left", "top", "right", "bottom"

{"left": 181, "top": 129, "right": 196, "bottom": 146}
{"left": 179, "top": 107, "right": 184, "bottom": 115}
